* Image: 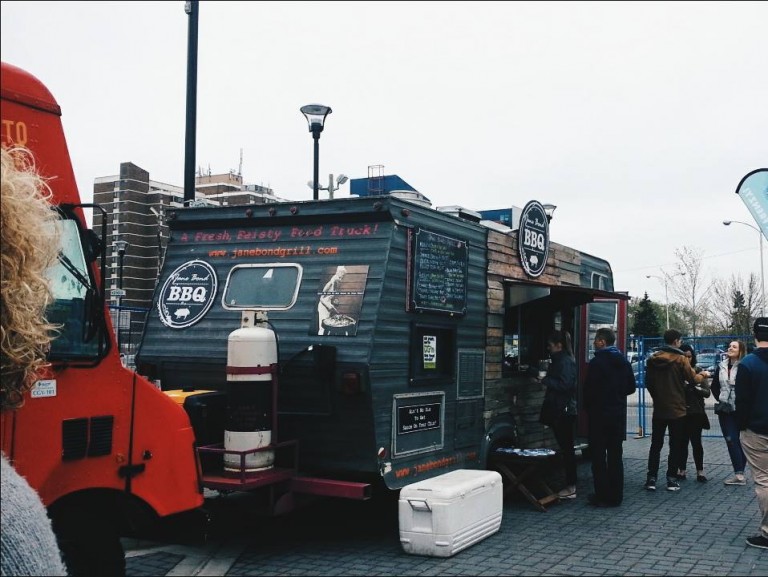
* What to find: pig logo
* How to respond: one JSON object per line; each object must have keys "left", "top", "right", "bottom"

{"left": 158, "top": 260, "right": 218, "bottom": 329}
{"left": 174, "top": 308, "right": 191, "bottom": 320}
{"left": 529, "top": 255, "right": 539, "bottom": 267}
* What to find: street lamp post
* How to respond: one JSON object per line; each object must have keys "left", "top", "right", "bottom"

{"left": 723, "top": 219, "right": 766, "bottom": 316}
{"left": 646, "top": 270, "right": 686, "bottom": 329}
{"left": 307, "top": 173, "right": 348, "bottom": 199}
{"left": 114, "top": 240, "right": 128, "bottom": 352}
{"left": 300, "top": 104, "right": 332, "bottom": 200}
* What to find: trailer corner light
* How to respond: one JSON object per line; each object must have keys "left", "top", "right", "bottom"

{"left": 377, "top": 447, "right": 387, "bottom": 459}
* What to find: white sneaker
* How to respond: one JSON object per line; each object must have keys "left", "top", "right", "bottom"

{"left": 724, "top": 474, "right": 746, "bottom": 486}
{"left": 557, "top": 486, "right": 577, "bottom": 499}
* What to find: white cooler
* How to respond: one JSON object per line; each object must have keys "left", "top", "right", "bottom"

{"left": 399, "top": 469, "right": 503, "bottom": 557}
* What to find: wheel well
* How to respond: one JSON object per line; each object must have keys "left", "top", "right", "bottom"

{"left": 48, "top": 489, "right": 159, "bottom": 538}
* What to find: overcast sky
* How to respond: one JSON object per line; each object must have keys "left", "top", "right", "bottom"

{"left": 2, "top": 1, "right": 766, "bottom": 305}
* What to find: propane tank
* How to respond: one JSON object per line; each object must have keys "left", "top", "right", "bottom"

{"left": 224, "top": 310, "right": 277, "bottom": 472}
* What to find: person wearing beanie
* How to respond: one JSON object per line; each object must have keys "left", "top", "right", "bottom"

{"left": 736, "top": 317, "right": 768, "bottom": 550}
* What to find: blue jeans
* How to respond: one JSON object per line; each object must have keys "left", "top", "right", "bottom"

{"left": 718, "top": 412, "right": 747, "bottom": 473}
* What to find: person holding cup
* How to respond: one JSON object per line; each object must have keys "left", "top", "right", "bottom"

{"left": 537, "top": 330, "right": 578, "bottom": 500}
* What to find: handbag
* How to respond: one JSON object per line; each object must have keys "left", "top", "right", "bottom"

{"left": 714, "top": 386, "right": 734, "bottom": 415}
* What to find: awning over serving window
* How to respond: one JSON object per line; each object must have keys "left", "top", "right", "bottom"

{"left": 504, "top": 279, "right": 629, "bottom": 308}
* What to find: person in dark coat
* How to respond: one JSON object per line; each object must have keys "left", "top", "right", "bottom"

{"left": 677, "top": 344, "right": 711, "bottom": 482}
{"left": 735, "top": 317, "right": 768, "bottom": 550}
{"left": 538, "top": 330, "right": 578, "bottom": 500}
{"left": 583, "top": 327, "right": 636, "bottom": 507}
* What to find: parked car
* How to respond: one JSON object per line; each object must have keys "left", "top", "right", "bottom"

{"left": 697, "top": 352, "right": 721, "bottom": 374}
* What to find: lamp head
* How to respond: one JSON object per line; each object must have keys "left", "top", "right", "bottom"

{"left": 336, "top": 174, "right": 349, "bottom": 185}
{"left": 114, "top": 239, "right": 128, "bottom": 254}
{"left": 300, "top": 104, "right": 332, "bottom": 133}
{"left": 723, "top": 220, "right": 732, "bottom": 226}
{"left": 542, "top": 203, "right": 557, "bottom": 222}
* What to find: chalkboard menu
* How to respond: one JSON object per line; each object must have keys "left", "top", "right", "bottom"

{"left": 409, "top": 228, "right": 468, "bottom": 314}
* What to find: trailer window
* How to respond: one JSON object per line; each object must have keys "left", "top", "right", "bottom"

{"left": 222, "top": 264, "right": 302, "bottom": 310}
{"left": 585, "top": 301, "right": 618, "bottom": 361}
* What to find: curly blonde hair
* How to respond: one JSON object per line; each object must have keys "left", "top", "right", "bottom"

{"left": 1, "top": 147, "right": 60, "bottom": 410}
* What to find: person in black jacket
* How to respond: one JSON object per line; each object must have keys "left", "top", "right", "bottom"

{"left": 538, "top": 330, "right": 578, "bottom": 500}
{"left": 677, "top": 344, "right": 711, "bottom": 482}
{"left": 583, "top": 327, "right": 637, "bottom": 507}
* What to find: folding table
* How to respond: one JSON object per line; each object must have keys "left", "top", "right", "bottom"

{"left": 491, "top": 448, "right": 560, "bottom": 512}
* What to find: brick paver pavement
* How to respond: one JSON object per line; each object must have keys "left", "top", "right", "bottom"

{"left": 126, "top": 436, "right": 767, "bottom": 576}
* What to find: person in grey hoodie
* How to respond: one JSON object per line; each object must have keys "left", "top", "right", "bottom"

{"left": 644, "top": 329, "right": 710, "bottom": 492}
{"left": 583, "top": 327, "right": 636, "bottom": 507}
{"left": 736, "top": 317, "right": 768, "bottom": 550}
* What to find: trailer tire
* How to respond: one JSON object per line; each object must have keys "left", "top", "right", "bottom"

{"left": 52, "top": 508, "right": 126, "bottom": 577}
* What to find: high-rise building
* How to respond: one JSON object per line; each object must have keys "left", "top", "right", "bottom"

{"left": 93, "top": 161, "right": 283, "bottom": 314}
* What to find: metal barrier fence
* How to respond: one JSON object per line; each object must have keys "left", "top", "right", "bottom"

{"left": 627, "top": 334, "right": 751, "bottom": 439}
{"left": 109, "top": 306, "right": 150, "bottom": 368}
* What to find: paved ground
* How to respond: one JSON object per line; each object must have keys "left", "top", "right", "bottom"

{"left": 125, "top": 436, "right": 766, "bottom": 576}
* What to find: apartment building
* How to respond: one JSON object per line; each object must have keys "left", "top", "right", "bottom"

{"left": 93, "top": 161, "right": 282, "bottom": 314}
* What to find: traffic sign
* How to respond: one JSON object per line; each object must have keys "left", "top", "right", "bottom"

{"left": 111, "top": 289, "right": 126, "bottom": 297}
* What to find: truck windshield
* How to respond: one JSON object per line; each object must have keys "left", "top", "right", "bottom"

{"left": 222, "top": 264, "right": 302, "bottom": 309}
{"left": 47, "top": 219, "right": 100, "bottom": 359}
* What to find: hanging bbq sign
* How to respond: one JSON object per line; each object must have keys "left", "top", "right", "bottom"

{"left": 517, "top": 200, "right": 550, "bottom": 278}
{"left": 158, "top": 260, "right": 218, "bottom": 329}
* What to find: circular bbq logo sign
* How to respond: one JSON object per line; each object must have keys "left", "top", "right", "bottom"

{"left": 518, "top": 200, "right": 550, "bottom": 278}
{"left": 157, "top": 260, "right": 218, "bottom": 329}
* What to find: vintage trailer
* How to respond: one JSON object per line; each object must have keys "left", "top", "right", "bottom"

{"left": 136, "top": 195, "right": 627, "bottom": 497}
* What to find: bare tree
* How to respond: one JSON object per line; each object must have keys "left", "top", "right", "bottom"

{"left": 708, "top": 272, "right": 762, "bottom": 332}
{"left": 669, "top": 246, "right": 711, "bottom": 336}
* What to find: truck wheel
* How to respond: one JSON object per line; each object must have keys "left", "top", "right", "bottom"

{"left": 53, "top": 509, "right": 126, "bottom": 577}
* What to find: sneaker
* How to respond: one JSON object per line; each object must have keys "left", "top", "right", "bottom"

{"left": 644, "top": 478, "right": 656, "bottom": 491}
{"left": 746, "top": 535, "right": 768, "bottom": 550}
{"left": 724, "top": 474, "right": 746, "bottom": 486}
{"left": 666, "top": 479, "right": 681, "bottom": 491}
{"left": 696, "top": 474, "right": 708, "bottom": 483}
{"left": 557, "top": 486, "right": 577, "bottom": 500}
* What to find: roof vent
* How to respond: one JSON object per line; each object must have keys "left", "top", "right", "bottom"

{"left": 436, "top": 205, "right": 482, "bottom": 223}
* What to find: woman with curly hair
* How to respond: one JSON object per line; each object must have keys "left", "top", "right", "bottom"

{"left": 1, "top": 146, "right": 67, "bottom": 576}
{"left": 1, "top": 147, "right": 60, "bottom": 408}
